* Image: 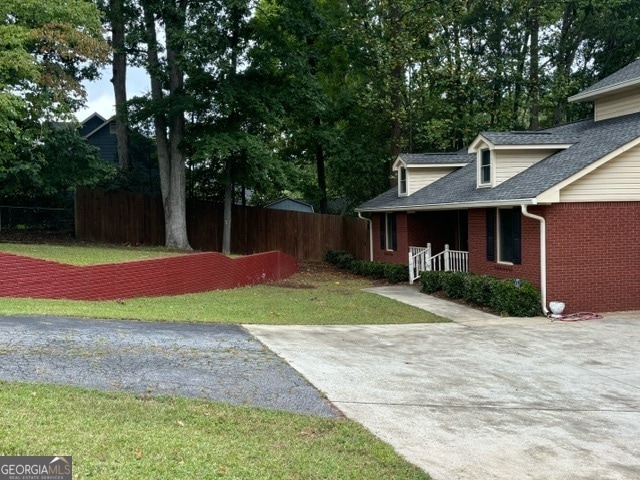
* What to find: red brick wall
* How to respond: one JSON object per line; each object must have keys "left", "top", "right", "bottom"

{"left": 468, "top": 207, "right": 541, "bottom": 290}
{"left": 544, "top": 202, "right": 640, "bottom": 313}
{"left": 469, "top": 203, "right": 640, "bottom": 313}
{"left": 0, "top": 251, "right": 298, "bottom": 301}
{"left": 372, "top": 212, "right": 409, "bottom": 264}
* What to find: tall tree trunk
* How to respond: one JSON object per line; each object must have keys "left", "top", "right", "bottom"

{"left": 142, "top": 0, "right": 191, "bottom": 250}
{"left": 110, "top": 0, "right": 129, "bottom": 170}
{"left": 314, "top": 118, "right": 328, "bottom": 214}
{"left": 528, "top": 0, "right": 540, "bottom": 130}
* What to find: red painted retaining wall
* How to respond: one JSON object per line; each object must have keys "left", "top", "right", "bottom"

{"left": 0, "top": 251, "right": 298, "bottom": 301}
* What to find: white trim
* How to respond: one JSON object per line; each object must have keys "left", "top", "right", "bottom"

{"left": 477, "top": 148, "right": 494, "bottom": 188}
{"left": 356, "top": 198, "right": 539, "bottom": 213}
{"left": 492, "top": 143, "right": 574, "bottom": 150}
{"left": 398, "top": 166, "right": 408, "bottom": 196}
{"left": 468, "top": 134, "right": 493, "bottom": 152}
{"left": 569, "top": 78, "right": 640, "bottom": 103}
{"left": 391, "top": 157, "right": 406, "bottom": 171}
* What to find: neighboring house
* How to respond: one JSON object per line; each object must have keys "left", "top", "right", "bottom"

{"left": 357, "top": 59, "right": 640, "bottom": 314}
{"left": 266, "top": 197, "right": 315, "bottom": 213}
{"left": 78, "top": 112, "right": 160, "bottom": 194}
{"left": 79, "top": 113, "right": 119, "bottom": 164}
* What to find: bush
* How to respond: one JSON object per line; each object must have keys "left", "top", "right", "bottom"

{"left": 419, "top": 270, "right": 542, "bottom": 317}
{"left": 383, "top": 263, "right": 409, "bottom": 283}
{"left": 324, "top": 250, "right": 408, "bottom": 284}
{"left": 463, "top": 274, "right": 493, "bottom": 306}
{"left": 488, "top": 279, "right": 542, "bottom": 317}
{"left": 419, "top": 270, "right": 445, "bottom": 294}
{"left": 441, "top": 271, "right": 467, "bottom": 299}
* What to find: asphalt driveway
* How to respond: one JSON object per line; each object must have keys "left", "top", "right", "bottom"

{"left": 247, "top": 293, "right": 640, "bottom": 480}
{"left": 0, "top": 315, "right": 338, "bottom": 417}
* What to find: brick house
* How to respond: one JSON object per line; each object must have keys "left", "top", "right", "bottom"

{"left": 356, "top": 59, "right": 640, "bottom": 314}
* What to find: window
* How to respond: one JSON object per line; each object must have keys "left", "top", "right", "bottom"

{"left": 109, "top": 122, "right": 116, "bottom": 135}
{"left": 380, "top": 213, "right": 397, "bottom": 251}
{"left": 399, "top": 167, "right": 407, "bottom": 195}
{"left": 497, "top": 208, "right": 521, "bottom": 264}
{"left": 479, "top": 149, "right": 491, "bottom": 185}
{"left": 486, "top": 208, "right": 521, "bottom": 264}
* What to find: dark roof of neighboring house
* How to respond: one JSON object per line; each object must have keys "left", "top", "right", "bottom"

{"left": 398, "top": 151, "right": 471, "bottom": 165}
{"left": 569, "top": 58, "right": 640, "bottom": 102}
{"left": 357, "top": 111, "right": 640, "bottom": 212}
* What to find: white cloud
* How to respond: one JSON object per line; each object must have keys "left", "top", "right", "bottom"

{"left": 75, "top": 66, "right": 150, "bottom": 122}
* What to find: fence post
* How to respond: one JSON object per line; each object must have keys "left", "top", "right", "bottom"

{"left": 444, "top": 244, "right": 450, "bottom": 271}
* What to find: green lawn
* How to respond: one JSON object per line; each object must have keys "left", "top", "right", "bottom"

{"left": 0, "top": 242, "right": 440, "bottom": 479}
{"left": 0, "top": 243, "right": 449, "bottom": 325}
{"left": 0, "top": 382, "right": 430, "bottom": 480}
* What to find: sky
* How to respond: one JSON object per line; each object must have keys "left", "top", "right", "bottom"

{"left": 74, "top": 66, "right": 150, "bottom": 122}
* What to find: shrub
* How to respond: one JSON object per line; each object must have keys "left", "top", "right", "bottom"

{"left": 419, "top": 270, "right": 445, "bottom": 294}
{"left": 383, "top": 263, "right": 409, "bottom": 283}
{"left": 463, "top": 274, "right": 493, "bottom": 306}
{"left": 441, "top": 271, "right": 467, "bottom": 299}
{"left": 419, "top": 270, "right": 542, "bottom": 317}
{"left": 324, "top": 250, "right": 408, "bottom": 284}
{"left": 325, "top": 250, "right": 356, "bottom": 270}
{"left": 488, "top": 279, "right": 542, "bottom": 317}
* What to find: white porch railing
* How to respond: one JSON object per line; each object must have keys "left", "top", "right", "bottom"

{"left": 408, "top": 243, "right": 469, "bottom": 284}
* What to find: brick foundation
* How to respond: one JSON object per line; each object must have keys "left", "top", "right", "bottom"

{"left": 0, "top": 251, "right": 298, "bottom": 300}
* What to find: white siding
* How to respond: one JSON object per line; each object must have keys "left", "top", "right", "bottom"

{"left": 494, "top": 149, "right": 557, "bottom": 185}
{"left": 408, "top": 167, "right": 456, "bottom": 194}
{"left": 595, "top": 89, "right": 640, "bottom": 121}
{"left": 560, "top": 144, "right": 640, "bottom": 201}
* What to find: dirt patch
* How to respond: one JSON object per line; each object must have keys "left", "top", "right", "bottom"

{"left": 269, "top": 262, "right": 391, "bottom": 289}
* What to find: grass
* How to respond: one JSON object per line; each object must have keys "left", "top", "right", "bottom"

{"left": 0, "top": 381, "right": 430, "bottom": 480}
{"left": 0, "top": 243, "right": 449, "bottom": 325}
{"left": 0, "top": 242, "right": 182, "bottom": 265}
{"left": 0, "top": 241, "right": 441, "bottom": 479}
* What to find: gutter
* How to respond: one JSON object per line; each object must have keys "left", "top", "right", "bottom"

{"left": 520, "top": 204, "right": 548, "bottom": 315}
{"left": 357, "top": 212, "right": 374, "bottom": 261}
{"left": 356, "top": 198, "right": 539, "bottom": 214}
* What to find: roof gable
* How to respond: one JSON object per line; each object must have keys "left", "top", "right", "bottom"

{"left": 569, "top": 58, "right": 640, "bottom": 102}
{"left": 357, "top": 112, "right": 640, "bottom": 212}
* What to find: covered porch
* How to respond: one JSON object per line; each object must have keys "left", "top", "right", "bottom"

{"left": 405, "top": 209, "right": 469, "bottom": 284}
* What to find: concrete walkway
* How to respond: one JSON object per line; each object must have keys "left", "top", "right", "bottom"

{"left": 246, "top": 286, "right": 640, "bottom": 480}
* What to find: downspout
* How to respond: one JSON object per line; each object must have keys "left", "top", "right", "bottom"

{"left": 520, "top": 204, "right": 548, "bottom": 316}
{"left": 358, "top": 212, "right": 374, "bottom": 261}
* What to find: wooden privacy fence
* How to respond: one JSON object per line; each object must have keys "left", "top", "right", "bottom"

{"left": 75, "top": 187, "right": 370, "bottom": 261}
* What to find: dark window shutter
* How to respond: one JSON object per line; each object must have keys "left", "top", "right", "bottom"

{"left": 512, "top": 211, "right": 522, "bottom": 264}
{"left": 380, "top": 214, "right": 386, "bottom": 249}
{"left": 390, "top": 213, "right": 397, "bottom": 251}
{"left": 486, "top": 209, "right": 495, "bottom": 261}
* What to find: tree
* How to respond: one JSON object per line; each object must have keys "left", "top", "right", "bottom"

{"left": 0, "top": 0, "right": 110, "bottom": 197}
{"left": 135, "top": 0, "right": 192, "bottom": 250}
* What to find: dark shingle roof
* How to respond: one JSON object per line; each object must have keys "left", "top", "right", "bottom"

{"left": 399, "top": 151, "right": 471, "bottom": 165}
{"left": 357, "top": 112, "right": 640, "bottom": 211}
{"left": 570, "top": 58, "right": 640, "bottom": 101}
{"left": 481, "top": 131, "right": 581, "bottom": 146}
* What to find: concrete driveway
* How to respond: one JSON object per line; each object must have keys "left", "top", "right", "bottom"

{"left": 246, "top": 288, "right": 640, "bottom": 480}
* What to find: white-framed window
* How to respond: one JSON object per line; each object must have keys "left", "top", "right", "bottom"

{"left": 109, "top": 122, "right": 116, "bottom": 134}
{"left": 399, "top": 166, "right": 407, "bottom": 195}
{"left": 479, "top": 149, "right": 492, "bottom": 186}
{"left": 380, "top": 213, "right": 397, "bottom": 251}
